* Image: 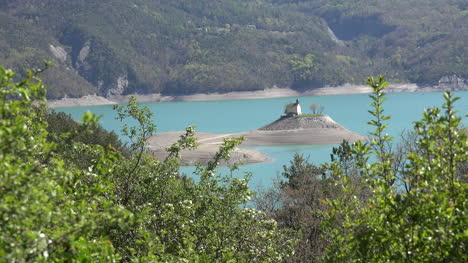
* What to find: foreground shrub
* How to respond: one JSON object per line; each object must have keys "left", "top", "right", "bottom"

{"left": 0, "top": 65, "right": 295, "bottom": 262}
{"left": 323, "top": 76, "right": 467, "bottom": 262}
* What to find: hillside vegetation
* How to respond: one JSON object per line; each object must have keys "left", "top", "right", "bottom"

{"left": 0, "top": 0, "right": 466, "bottom": 98}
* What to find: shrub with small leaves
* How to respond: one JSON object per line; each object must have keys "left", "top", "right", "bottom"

{"left": 323, "top": 76, "right": 468, "bottom": 262}
{"left": 0, "top": 65, "right": 295, "bottom": 262}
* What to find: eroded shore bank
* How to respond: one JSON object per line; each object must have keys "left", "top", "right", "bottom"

{"left": 48, "top": 83, "right": 458, "bottom": 108}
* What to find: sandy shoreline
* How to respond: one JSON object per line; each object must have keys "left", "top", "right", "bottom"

{"left": 47, "top": 83, "right": 454, "bottom": 108}
{"left": 47, "top": 95, "right": 117, "bottom": 108}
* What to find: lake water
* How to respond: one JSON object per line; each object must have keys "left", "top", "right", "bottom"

{"left": 57, "top": 91, "right": 468, "bottom": 189}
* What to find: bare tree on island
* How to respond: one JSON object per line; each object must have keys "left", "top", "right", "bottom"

{"left": 310, "top": 103, "right": 325, "bottom": 115}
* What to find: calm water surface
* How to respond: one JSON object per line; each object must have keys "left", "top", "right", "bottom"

{"left": 57, "top": 91, "right": 468, "bottom": 188}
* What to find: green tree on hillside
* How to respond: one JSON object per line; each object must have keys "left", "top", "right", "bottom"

{"left": 289, "top": 53, "right": 317, "bottom": 82}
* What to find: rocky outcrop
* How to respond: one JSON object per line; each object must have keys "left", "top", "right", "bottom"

{"left": 326, "top": 25, "right": 344, "bottom": 46}
{"left": 259, "top": 115, "right": 343, "bottom": 131}
{"left": 106, "top": 75, "right": 129, "bottom": 96}
{"left": 321, "top": 13, "right": 396, "bottom": 41}
{"left": 437, "top": 75, "right": 467, "bottom": 91}
{"left": 60, "top": 28, "right": 131, "bottom": 97}
{"left": 49, "top": 45, "right": 67, "bottom": 63}
{"left": 76, "top": 40, "right": 91, "bottom": 69}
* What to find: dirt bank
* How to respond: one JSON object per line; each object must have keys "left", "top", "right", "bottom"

{"left": 47, "top": 95, "right": 116, "bottom": 108}
{"left": 48, "top": 83, "right": 453, "bottom": 108}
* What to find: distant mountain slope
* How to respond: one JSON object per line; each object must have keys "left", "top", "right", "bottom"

{"left": 287, "top": 0, "right": 467, "bottom": 84}
{"left": 0, "top": 0, "right": 466, "bottom": 99}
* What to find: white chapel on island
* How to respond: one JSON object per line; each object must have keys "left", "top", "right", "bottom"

{"left": 283, "top": 99, "right": 302, "bottom": 117}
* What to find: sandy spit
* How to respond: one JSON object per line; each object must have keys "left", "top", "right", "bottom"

{"left": 147, "top": 116, "right": 367, "bottom": 165}
{"left": 48, "top": 83, "right": 451, "bottom": 108}
{"left": 146, "top": 131, "right": 272, "bottom": 166}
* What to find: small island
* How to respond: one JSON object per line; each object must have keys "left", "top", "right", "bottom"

{"left": 147, "top": 100, "right": 367, "bottom": 165}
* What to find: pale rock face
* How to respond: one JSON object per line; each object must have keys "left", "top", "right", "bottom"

{"left": 97, "top": 80, "right": 104, "bottom": 90}
{"left": 326, "top": 25, "right": 344, "bottom": 46}
{"left": 438, "top": 75, "right": 467, "bottom": 91}
{"left": 106, "top": 75, "right": 128, "bottom": 96}
{"left": 77, "top": 40, "right": 91, "bottom": 67}
{"left": 49, "top": 44, "right": 67, "bottom": 62}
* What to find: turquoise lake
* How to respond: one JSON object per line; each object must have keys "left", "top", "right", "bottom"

{"left": 57, "top": 91, "right": 468, "bottom": 189}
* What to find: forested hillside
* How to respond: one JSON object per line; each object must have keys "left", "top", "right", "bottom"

{"left": 1, "top": 0, "right": 466, "bottom": 98}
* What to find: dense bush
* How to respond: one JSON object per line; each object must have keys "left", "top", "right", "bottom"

{"left": 323, "top": 76, "right": 467, "bottom": 262}
{"left": 255, "top": 76, "right": 467, "bottom": 262}
{"left": 45, "top": 110, "right": 127, "bottom": 153}
{"left": 255, "top": 154, "right": 335, "bottom": 262}
{"left": 0, "top": 66, "right": 296, "bottom": 262}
